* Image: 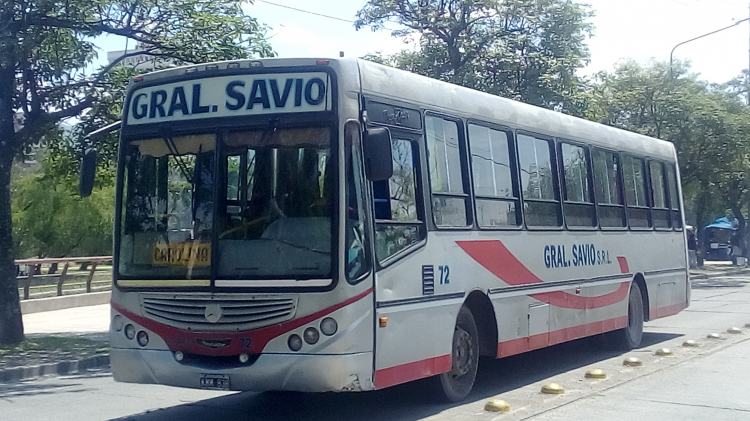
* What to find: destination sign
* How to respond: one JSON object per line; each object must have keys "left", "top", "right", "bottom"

{"left": 126, "top": 72, "right": 332, "bottom": 125}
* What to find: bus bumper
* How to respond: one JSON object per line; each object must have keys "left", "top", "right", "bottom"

{"left": 110, "top": 348, "right": 374, "bottom": 392}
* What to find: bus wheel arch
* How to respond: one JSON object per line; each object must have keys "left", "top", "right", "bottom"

{"left": 463, "top": 290, "right": 498, "bottom": 357}
{"left": 633, "top": 273, "right": 650, "bottom": 322}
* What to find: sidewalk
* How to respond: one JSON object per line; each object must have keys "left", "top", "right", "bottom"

{"left": 530, "top": 336, "right": 750, "bottom": 421}
{"left": 0, "top": 304, "right": 110, "bottom": 383}
{"left": 689, "top": 261, "right": 750, "bottom": 279}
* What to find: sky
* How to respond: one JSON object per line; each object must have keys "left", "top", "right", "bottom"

{"left": 95, "top": 0, "right": 750, "bottom": 84}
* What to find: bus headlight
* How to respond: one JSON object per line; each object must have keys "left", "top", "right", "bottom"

{"left": 239, "top": 353, "right": 250, "bottom": 363}
{"left": 320, "top": 317, "right": 338, "bottom": 336}
{"left": 288, "top": 334, "right": 303, "bottom": 352}
{"left": 124, "top": 324, "right": 136, "bottom": 340}
{"left": 112, "top": 315, "right": 124, "bottom": 332}
{"left": 174, "top": 351, "right": 184, "bottom": 361}
{"left": 136, "top": 331, "right": 149, "bottom": 347}
{"left": 303, "top": 327, "right": 320, "bottom": 345}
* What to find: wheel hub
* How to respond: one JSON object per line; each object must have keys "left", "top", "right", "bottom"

{"left": 451, "top": 327, "right": 474, "bottom": 377}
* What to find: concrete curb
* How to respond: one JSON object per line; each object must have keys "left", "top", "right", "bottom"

{"left": 20, "top": 291, "right": 111, "bottom": 314}
{"left": 0, "top": 354, "right": 109, "bottom": 383}
{"left": 689, "top": 268, "right": 750, "bottom": 280}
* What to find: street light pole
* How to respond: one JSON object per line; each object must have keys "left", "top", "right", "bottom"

{"left": 669, "top": 18, "right": 750, "bottom": 78}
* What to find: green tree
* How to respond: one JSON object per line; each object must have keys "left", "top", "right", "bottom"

{"left": 12, "top": 167, "right": 114, "bottom": 260}
{"left": 589, "top": 60, "right": 750, "bottom": 249}
{"left": 356, "top": 0, "right": 593, "bottom": 115}
{"left": 0, "top": 0, "right": 273, "bottom": 344}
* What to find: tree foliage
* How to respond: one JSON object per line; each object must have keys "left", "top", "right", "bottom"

{"left": 12, "top": 162, "right": 114, "bottom": 260}
{"left": 0, "top": 0, "right": 273, "bottom": 344}
{"left": 356, "top": 0, "right": 593, "bottom": 115}
{"left": 589, "top": 60, "right": 750, "bottom": 245}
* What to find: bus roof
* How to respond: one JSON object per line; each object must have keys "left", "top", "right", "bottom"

{"left": 126, "top": 57, "right": 677, "bottom": 162}
{"left": 355, "top": 59, "right": 677, "bottom": 162}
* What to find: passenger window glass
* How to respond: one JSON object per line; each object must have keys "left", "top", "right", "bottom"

{"left": 468, "top": 124, "right": 520, "bottom": 228}
{"left": 517, "top": 134, "right": 561, "bottom": 227}
{"left": 425, "top": 115, "right": 470, "bottom": 227}
{"left": 666, "top": 164, "right": 683, "bottom": 229}
{"left": 373, "top": 137, "right": 424, "bottom": 262}
{"left": 623, "top": 155, "right": 648, "bottom": 207}
{"left": 649, "top": 161, "right": 670, "bottom": 229}
{"left": 561, "top": 143, "right": 591, "bottom": 203}
{"left": 623, "top": 154, "right": 651, "bottom": 228}
{"left": 592, "top": 149, "right": 626, "bottom": 228}
{"left": 650, "top": 161, "right": 667, "bottom": 209}
{"left": 560, "top": 142, "right": 596, "bottom": 228}
{"left": 518, "top": 134, "right": 556, "bottom": 201}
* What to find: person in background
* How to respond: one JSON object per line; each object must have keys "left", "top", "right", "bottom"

{"left": 687, "top": 227, "right": 698, "bottom": 268}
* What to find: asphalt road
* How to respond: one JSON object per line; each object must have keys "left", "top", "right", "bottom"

{"left": 3, "top": 274, "right": 750, "bottom": 421}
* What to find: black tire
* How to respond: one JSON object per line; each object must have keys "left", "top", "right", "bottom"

{"left": 608, "top": 282, "right": 645, "bottom": 350}
{"left": 435, "top": 306, "right": 479, "bottom": 402}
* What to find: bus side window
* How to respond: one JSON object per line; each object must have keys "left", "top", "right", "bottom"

{"left": 592, "top": 148, "right": 626, "bottom": 228}
{"left": 666, "top": 164, "right": 683, "bottom": 229}
{"left": 517, "top": 133, "right": 562, "bottom": 227}
{"left": 560, "top": 142, "right": 596, "bottom": 228}
{"left": 467, "top": 123, "right": 520, "bottom": 228}
{"left": 424, "top": 115, "right": 471, "bottom": 228}
{"left": 649, "top": 161, "right": 670, "bottom": 229}
{"left": 622, "top": 154, "right": 652, "bottom": 229}
{"left": 373, "top": 136, "right": 425, "bottom": 263}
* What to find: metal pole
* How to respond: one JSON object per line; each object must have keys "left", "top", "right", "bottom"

{"left": 670, "top": 18, "right": 750, "bottom": 78}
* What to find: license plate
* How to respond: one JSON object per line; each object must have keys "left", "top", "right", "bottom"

{"left": 199, "top": 374, "right": 230, "bottom": 390}
{"left": 710, "top": 243, "right": 719, "bottom": 249}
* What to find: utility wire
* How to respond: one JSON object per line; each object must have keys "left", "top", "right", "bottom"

{"left": 256, "top": 0, "right": 401, "bottom": 31}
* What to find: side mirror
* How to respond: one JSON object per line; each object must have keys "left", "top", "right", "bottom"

{"left": 363, "top": 127, "right": 393, "bottom": 181}
{"left": 79, "top": 148, "right": 98, "bottom": 197}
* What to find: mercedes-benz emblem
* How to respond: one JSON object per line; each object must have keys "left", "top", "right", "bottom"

{"left": 204, "top": 303, "right": 223, "bottom": 323}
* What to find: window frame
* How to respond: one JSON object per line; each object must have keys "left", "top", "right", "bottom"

{"left": 466, "top": 119, "right": 523, "bottom": 230}
{"left": 591, "top": 147, "right": 628, "bottom": 231}
{"left": 621, "top": 153, "right": 653, "bottom": 230}
{"left": 648, "top": 159, "right": 672, "bottom": 231}
{"left": 516, "top": 130, "right": 563, "bottom": 230}
{"left": 369, "top": 125, "right": 428, "bottom": 268}
{"left": 423, "top": 111, "right": 474, "bottom": 230}
{"left": 665, "top": 162, "right": 684, "bottom": 231}
{"left": 557, "top": 139, "right": 598, "bottom": 231}
{"left": 344, "top": 120, "right": 373, "bottom": 284}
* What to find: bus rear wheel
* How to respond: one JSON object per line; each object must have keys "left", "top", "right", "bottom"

{"left": 436, "top": 306, "right": 479, "bottom": 402}
{"left": 608, "top": 282, "right": 644, "bottom": 350}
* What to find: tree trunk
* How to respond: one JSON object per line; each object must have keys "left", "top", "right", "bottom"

{"left": 0, "top": 145, "right": 24, "bottom": 345}
{"left": 0, "top": 25, "right": 25, "bottom": 343}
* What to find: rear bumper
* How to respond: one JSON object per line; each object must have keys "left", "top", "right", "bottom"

{"left": 111, "top": 348, "right": 374, "bottom": 392}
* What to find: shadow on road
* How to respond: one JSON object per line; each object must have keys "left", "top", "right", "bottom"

{"left": 109, "top": 332, "right": 679, "bottom": 421}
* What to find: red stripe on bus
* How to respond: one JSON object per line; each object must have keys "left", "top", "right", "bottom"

{"left": 497, "top": 315, "right": 628, "bottom": 358}
{"left": 374, "top": 354, "right": 451, "bottom": 390}
{"left": 530, "top": 282, "right": 630, "bottom": 309}
{"left": 456, "top": 240, "right": 630, "bottom": 309}
{"left": 617, "top": 256, "right": 630, "bottom": 274}
{"left": 111, "top": 287, "right": 373, "bottom": 356}
{"left": 652, "top": 302, "right": 688, "bottom": 319}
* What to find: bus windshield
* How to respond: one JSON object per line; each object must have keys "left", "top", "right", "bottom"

{"left": 118, "top": 127, "right": 334, "bottom": 282}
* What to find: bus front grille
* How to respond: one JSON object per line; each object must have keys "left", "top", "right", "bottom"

{"left": 140, "top": 294, "right": 298, "bottom": 331}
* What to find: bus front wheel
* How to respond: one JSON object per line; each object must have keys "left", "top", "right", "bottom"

{"left": 436, "top": 306, "right": 479, "bottom": 402}
{"left": 608, "top": 282, "right": 645, "bottom": 350}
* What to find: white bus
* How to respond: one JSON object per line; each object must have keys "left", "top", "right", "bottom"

{"left": 103, "top": 58, "right": 688, "bottom": 402}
